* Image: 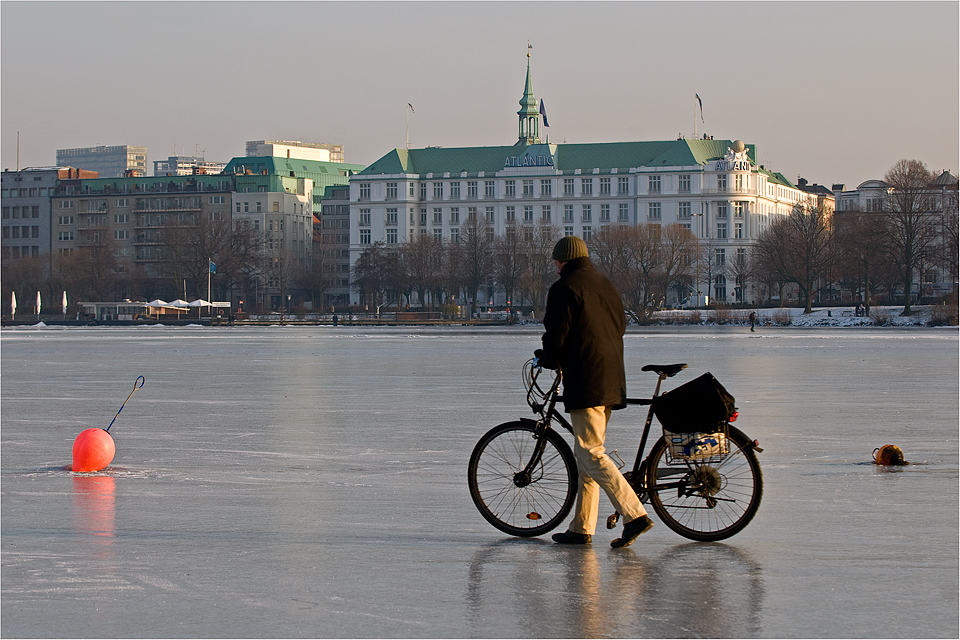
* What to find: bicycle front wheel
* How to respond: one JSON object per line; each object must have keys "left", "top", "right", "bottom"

{"left": 468, "top": 421, "right": 578, "bottom": 537}
{"left": 646, "top": 425, "right": 762, "bottom": 542}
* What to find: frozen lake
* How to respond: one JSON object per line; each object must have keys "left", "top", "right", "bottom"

{"left": 2, "top": 325, "right": 958, "bottom": 638}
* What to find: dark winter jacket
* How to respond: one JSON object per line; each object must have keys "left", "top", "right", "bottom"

{"left": 540, "top": 257, "right": 627, "bottom": 412}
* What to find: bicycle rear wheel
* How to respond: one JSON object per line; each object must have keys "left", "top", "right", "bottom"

{"left": 646, "top": 425, "right": 762, "bottom": 542}
{"left": 468, "top": 421, "right": 578, "bottom": 537}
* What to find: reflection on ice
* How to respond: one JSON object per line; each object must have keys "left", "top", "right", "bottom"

{"left": 466, "top": 539, "right": 763, "bottom": 638}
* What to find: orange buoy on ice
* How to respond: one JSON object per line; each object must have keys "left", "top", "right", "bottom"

{"left": 73, "top": 428, "right": 116, "bottom": 472}
{"left": 873, "top": 444, "right": 906, "bottom": 466}
{"left": 71, "top": 376, "right": 144, "bottom": 473}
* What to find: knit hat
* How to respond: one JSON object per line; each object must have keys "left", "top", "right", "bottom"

{"left": 552, "top": 236, "right": 589, "bottom": 262}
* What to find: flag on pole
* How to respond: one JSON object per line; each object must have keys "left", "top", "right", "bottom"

{"left": 696, "top": 93, "right": 704, "bottom": 122}
{"left": 539, "top": 99, "right": 550, "bottom": 127}
{"left": 36, "top": 290, "right": 41, "bottom": 316}
{"left": 408, "top": 103, "right": 414, "bottom": 113}
{"left": 11, "top": 291, "right": 16, "bottom": 318}
{"left": 209, "top": 260, "right": 217, "bottom": 274}
{"left": 62, "top": 291, "right": 67, "bottom": 313}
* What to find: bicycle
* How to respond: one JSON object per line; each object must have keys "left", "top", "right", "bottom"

{"left": 467, "top": 358, "right": 763, "bottom": 542}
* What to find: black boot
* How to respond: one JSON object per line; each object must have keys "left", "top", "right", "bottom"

{"left": 551, "top": 530, "right": 592, "bottom": 544}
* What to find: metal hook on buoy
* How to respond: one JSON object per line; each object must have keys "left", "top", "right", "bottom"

{"left": 873, "top": 444, "right": 906, "bottom": 466}
{"left": 105, "top": 376, "right": 145, "bottom": 433}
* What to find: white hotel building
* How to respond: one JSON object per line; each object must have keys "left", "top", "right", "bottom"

{"left": 349, "top": 57, "right": 814, "bottom": 306}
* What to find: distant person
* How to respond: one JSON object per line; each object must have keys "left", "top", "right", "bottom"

{"left": 538, "top": 235, "right": 654, "bottom": 548}
{"left": 749, "top": 311, "right": 756, "bottom": 332}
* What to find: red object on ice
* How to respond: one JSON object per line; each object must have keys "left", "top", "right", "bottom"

{"left": 72, "top": 428, "right": 115, "bottom": 472}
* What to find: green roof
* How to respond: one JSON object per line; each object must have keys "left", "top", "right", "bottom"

{"left": 358, "top": 139, "right": 758, "bottom": 178}
{"left": 223, "top": 156, "right": 365, "bottom": 178}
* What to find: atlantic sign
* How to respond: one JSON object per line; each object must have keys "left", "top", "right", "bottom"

{"left": 504, "top": 154, "right": 555, "bottom": 168}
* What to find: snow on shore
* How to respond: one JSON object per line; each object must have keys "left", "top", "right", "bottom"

{"left": 651, "top": 305, "right": 957, "bottom": 328}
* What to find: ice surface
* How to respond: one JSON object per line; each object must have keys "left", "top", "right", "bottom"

{"left": 2, "top": 325, "right": 957, "bottom": 638}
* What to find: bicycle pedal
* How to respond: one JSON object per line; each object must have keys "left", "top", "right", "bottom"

{"left": 606, "top": 513, "right": 620, "bottom": 529}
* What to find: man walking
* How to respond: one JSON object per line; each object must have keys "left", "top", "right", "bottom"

{"left": 538, "top": 236, "right": 654, "bottom": 548}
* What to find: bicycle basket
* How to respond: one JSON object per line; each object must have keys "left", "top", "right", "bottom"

{"left": 663, "top": 428, "right": 729, "bottom": 463}
{"left": 652, "top": 372, "right": 735, "bottom": 433}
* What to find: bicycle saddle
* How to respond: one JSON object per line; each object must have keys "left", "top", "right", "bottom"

{"left": 641, "top": 363, "right": 688, "bottom": 377}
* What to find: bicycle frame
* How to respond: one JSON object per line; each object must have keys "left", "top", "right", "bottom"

{"left": 524, "top": 362, "right": 697, "bottom": 496}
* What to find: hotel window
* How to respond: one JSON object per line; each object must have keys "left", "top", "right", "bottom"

{"left": 564, "top": 178, "right": 575, "bottom": 196}
{"left": 114, "top": 230, "right": 129, "bottom": 240}
{"left": 581, "top": 178, "right": 593, "bottom": 196}
{"left": 564, "top": 204, "right": 574, "bottom": 222}
{"left": 450, "top": 207, "right": 459, "bottom": 224}
{"left": 486, "top": 207, "right": 495, "bottom": 224}
{"left": 717, "top": 222, "right": 727, "bottom": 239}
{"left": 717, "top": 203, "right": 728, "bottom": 218}
{"left": 599, "top": 177, "right": 611, "bottom": 195}
{"left": 360, "top": 229, "right": 371, "bottom": 244}
{"left": 359, "top": 183, "right": 371, "bottom": 200}
{"left": 58, "top": 215, "right": 74, "bottom": 225}
{"left": 467, "top": 181, "right": 478, "bottom": 198}
{"left": 433, "top": 182, "right": 442, "bottom": 199}
{"left": 715, "top": 248, "right": 726, "bottom": 265}
{"left": 420, "top": 209, "right": 428, "bottom": 225}
{"left": 524, "top": 205, "right": 534, "bottom": 222}
{"left": 734, "top": 174, "right": 744, "bottom": 192}
{"left": 582, "top": 204, "right": 592, "bottom": 222}
{"left": 600, "top": 204, "right": 610, "bottom": 222}
{"left": 737, "top": 248, "right": 747, "bottom": 265}
{"left": 714, "top": 274, "right": 727, "bottom": 300}
{"left": 359, "top": 209, "right": 371, "bottom": 226}
{"left": 541, "top": 205, "right": 551, "bottom": 222}
{"left": 734, "top": 202, "right": 745, "bottom": 218}
{"left": 619, "top": 203, "right": 629, "bottom": 221}
{"left": 433, "top": 228, "right": 442, "bottom": 241}
{"left": 58, "top": 231, "right": 74, "bottom": 241}
{"left": 386, "top": 228, "right": 398, "bottom": 244}
{"left": 648, "top": 202, "right": 661, "bottom": 220}
{"left": 648, "top": 175, "right": 661, "bottom": 193}
{"left": 522, "top": 180, "right": 534, "bottom": 197}
{"left": 433, "top": 208, "right": 442, "bottom": 225}
{"left": 505, "top": 206, "right": 515, "bottom": 222}
{"left": 419, "top": 183, "right": 427, "bottom": 200}
{"left": 582, "top": 226, "right": 592, "bottom": 241}
{"left": 564, "top": 226, "right": 574, "bottom": 236}
{"left": 450, "top": 182, "right": 461, "bottom": 198}
{"left": 678, "top": 202, "right": 691, "bottom": 219}
{"left": 450, "top": 227, "right": 460, "bottom": 243}
{"left": 540, "top": 180, "right": 552, "bottom": 197}
{"left": 505, "top": 180, "right": 516, "bottom": 197}
{"left": 467, "top": 207, "right": 478, "bottom": 221}
{"left": 386, "top": 182, "right": 398, "bottom": 199}
{"left": 618, "top": 177, "right": 629, "bottom": 195}
{"left": 386, "top": 208, "right": 398, "bottom": 225}
{"left": 717, "top": 174, "right": 727, "bottom": 191}
{"left": 409, "top": 182, "right": 415, "bottom": 197}
{"left": 678, "top": 174, "right": 691, "bottom": 193}
{"left": 735, "top": 222, "right": 743, "bottom": 239}
{"left": 114, "top": 214, "right": 129, "bottom": 224}
{"left": 485, "top": 181, "right": 495, "bottom": 197}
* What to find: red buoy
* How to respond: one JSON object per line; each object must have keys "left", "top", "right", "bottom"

{"left": 72, "top": 428, "right": 115, "bottom": 472}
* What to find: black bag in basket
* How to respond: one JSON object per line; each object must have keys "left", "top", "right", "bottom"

{"left": 652, "top": 373, "right": 736, "bottom": 433}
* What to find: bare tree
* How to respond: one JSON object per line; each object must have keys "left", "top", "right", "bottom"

{"left": 881, "top": 159, "right": 940, "bottom": 315}
{"left": 492, "top": 221, "right": 527, "bottom": 309}
{"left": 517, "top": 221, "right": 558, "bottom": 319}
{"left": 456, "top": 213, "right": 494, "bottom": 318}
{"left": 753, "top": 203, "right": 833, "bottom": 312}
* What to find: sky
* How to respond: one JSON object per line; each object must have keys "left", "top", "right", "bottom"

{"left": 2, "top": 1, "right": 958, "bottom": 188}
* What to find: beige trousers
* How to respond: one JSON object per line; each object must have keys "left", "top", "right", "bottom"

{"left": 568, "top": 406, "right": 647, "bottom": 535}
